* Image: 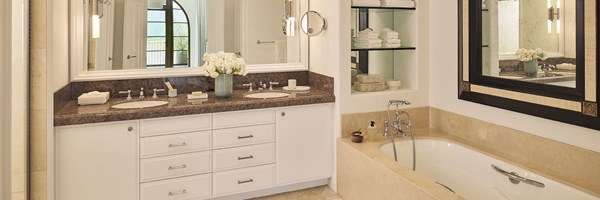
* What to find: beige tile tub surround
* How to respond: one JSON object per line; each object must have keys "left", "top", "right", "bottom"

{"left": 337, "top": 137, "right": 462, "bottom": 200}
{"left": 341, "top": 107, "right": 429, "bottom": 139}
{"left": 430, "top": 108, "right": 600, "bottom": 197}
{"left": 30, "top": 0, "right": 50, "bottom": 199}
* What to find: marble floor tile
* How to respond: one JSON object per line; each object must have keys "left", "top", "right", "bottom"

{"left": 252, "top": 186, "right": 342, "bottom": 200}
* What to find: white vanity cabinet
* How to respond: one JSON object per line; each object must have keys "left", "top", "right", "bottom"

{"left": 55, "top": 121, "right": 138, "bottom": 200}
{"left": 54, "top": 103, "right": 333, "bottom": 200}
{"left": 276, "top": 104, "right": 334, "bottom": 185}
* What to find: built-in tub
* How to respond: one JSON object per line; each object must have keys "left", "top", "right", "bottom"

{"left": 378, "top": 138, "right": 599, "bottom": 200}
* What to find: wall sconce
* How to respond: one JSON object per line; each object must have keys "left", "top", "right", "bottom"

{"left": 283, "top": 0, "right": 296, "bottom": 37}
{"left": 91, "top": 0, "right": 111, "bottom": 39}
{"left": 547, "top": 0, "right": 560, "bottom": 34}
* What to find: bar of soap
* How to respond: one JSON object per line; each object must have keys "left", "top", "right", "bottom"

{"left": 191, "top": 91, "right": 204, "bottom": 96}
{"left": 188, "top": 93, "right": 208, "bottom": 100}
{"left": 354, "top": 82, "right": 386, "bottom": 92}
{"left": 357, "top": 74, "right": 383, "bottom": 84}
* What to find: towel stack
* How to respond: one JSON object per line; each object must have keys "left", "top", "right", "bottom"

{"left": 354, "top": 74, "right": 386, "bottom": 92}
{"left": 78, "top": 91, "right": 110, "bottom": 105}
{"left": 354, "top": 29, "right": 382, "bottom": 48}
{"left": 379, "top": 28, "right": 401, "bottom": 48}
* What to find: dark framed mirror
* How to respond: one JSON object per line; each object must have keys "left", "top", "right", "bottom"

{"left": 458, "top": 0, "right": 600, "bottom": 130}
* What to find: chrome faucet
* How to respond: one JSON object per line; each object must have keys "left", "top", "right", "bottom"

{"left": 384, "top": 100, "right": 412, "bottom": 138}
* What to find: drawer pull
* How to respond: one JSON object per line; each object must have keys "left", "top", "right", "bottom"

{"left": 238, "top": 179, "right": 254, "bottom": 184}
{"left": 168, "top": 189, "right": 187, "bottom": 196}
{"left": 238, "top": 135, "right": 254, "bottom": 139}
{"left": 168, "top": 142, "right": 188, "bottom": 148}
{"left": 238, "top": 155, "right": 254, "bottom": 160}
{"left": 168, "top": 164, "right": 187, "bottom": 170}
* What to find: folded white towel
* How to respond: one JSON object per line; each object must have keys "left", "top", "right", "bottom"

{"left": 355, "top": 35, "right": 380, "bottom": 40}
{"left": 354, "top": 44, "right": 382, "bottom": 48}
{"left": 358, "top": 32, "right": 379, "bottom": 38}
{"left": 352, "top": 0, "right": 381, "bottom": 7}
{"left": 381, "top": 28, "right": 396, "bottom": 33}
{"left": 354, "top": 38, "right": 382, "bottom": 44}
{"left": 382, "top": 43, "right": 402, "bottom": 48}
{"left": 383, "top": 0, "right": 415, "bottom": 8}
{"left": 380, "top": 31, "right": 399, "bottom": 36}
{"left": 382, "top": 39, "right": 401, "bottom": 44}
{"left": 78, "top": 91, "right": 110, "bottom": 105}
{"left": 379, "top": 36, "right": 399, "bottom": 40}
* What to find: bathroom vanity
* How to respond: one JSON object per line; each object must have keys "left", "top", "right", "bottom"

{"left": 52, "top": 90, "right": 334, "bottom": 200}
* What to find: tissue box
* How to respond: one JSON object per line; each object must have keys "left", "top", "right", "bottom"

{"left": 78, "top": 91, "right": 110, "bottom": 105}
{"left": 354, "top": 82, "right": 386, "bottom": 92}
{"left": 357, "top": 74, "right": 383, "bottom": 83}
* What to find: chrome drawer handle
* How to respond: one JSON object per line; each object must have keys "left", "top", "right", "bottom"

{"left": 238, "top": 179, "right": 254, "bottom": 184}
{"left": 168, "top": 142, "right": 187, "bottom": 148}
{"left": 238, "top": 155, "right": 254, "bottom": 160}
{"left": 168, "top": 164, "right": 187, "bottom": 170}
{"left": 238, "top": 135, "right": 254, "bottom": 139}
{"left": 168, "top": 189, "right": 187, "bottom": 196}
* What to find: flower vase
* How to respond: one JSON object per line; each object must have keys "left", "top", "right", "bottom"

{"left": 215, "top": 74, "right": 233, "bottom": 98}
{"left": 524, "top": 60, "right": 538, "bottom": 78}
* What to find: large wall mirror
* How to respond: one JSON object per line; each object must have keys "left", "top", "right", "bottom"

{"left": 70, "top": 0, "right": 308, "bottom": 81}
{"left": 459, "top": 0, "right": 600, "bottom": 130}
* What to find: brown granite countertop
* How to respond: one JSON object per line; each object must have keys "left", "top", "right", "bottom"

{"left": 54, "top": 89, "right": 335, "bottom": 126}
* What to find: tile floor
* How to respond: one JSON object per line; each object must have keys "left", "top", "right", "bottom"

{"left": 252, "top": 186, "right": 343, "bottom": 200}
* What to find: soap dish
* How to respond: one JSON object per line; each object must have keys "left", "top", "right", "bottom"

{"left": 283, "top": 86, "right": 310, "bottom": 91}
{"left": 187, "top": 93, "right": 208, "bottom": 100}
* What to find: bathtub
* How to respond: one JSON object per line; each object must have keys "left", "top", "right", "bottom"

{"left": 379, "top": 138, "right": 599, "bottom": 200}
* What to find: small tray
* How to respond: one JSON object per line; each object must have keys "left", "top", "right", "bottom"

{"left": 283, "top": 86, "right": 311, "bottom": 91}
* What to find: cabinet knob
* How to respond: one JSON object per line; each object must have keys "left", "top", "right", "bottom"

{"left": 281, "top": 112, "right": 286, "bottom": 117}
{"left": 128, "top": 127, "right": 133, "bottom": 132}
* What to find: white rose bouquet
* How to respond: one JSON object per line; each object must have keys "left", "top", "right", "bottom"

{"left": 200, "top": 51, "right": 248, "bottom": 78}
{"left": 515, "top": 48, "right": 548, "bottom": 62}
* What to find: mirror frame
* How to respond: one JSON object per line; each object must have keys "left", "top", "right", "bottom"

{"left": 458, "top": 0, "right": 600, "bottom": 130}
{"left": 69, "top": 0, "right": 309, "bottom": 82}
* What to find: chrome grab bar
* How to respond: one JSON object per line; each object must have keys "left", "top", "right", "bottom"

{"left": 491, "top": 164, "right": 545, "bottom": 188}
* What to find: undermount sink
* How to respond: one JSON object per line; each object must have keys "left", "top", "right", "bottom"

{"left": 244, "top": 92, "right": 290, "bottom": 99}
{"left": 111, "top": 100, "right": 168, "bottom": 109}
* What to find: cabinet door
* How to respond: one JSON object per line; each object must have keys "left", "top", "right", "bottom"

{"left": 276, "top": 104, "right": 333, "bottom": 184}
{"left": 56, "top": 121, "right": 138, "bottom": 200}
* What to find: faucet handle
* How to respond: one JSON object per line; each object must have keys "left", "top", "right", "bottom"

{"left": 153, "top": 88, "right": 165, "bottom": 98}
{"left": 269, "top": 82, "right": 279, "bottom": 90}
{"left": 119, "top": 90, "right": 132, "bottom": 100}
{"left": 139, "top": 87, "right": 145, "bottom": 99}
{"left": 243, "top": 83, "right": 253, "bottom": 91}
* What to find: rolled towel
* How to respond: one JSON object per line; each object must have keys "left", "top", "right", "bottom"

{"left": 380, "top": 34, "right": 399, "bottom": 40}
{"left": 383, "top": 0, "right": 415, "bottom": 8}
{"left": 382, "top": 39, "right": 401, "bottom": 44}
{"left": 354, "top": 38, "right": 382, "bottom": 44}
{"left": 352, "top": 0, "right": 381, "bottom": 7}
{"left": 380, "top": 31, "right": 399, "bottom": 36}
{"left": 381, "top": 27, "right": 396, "bottom": 33}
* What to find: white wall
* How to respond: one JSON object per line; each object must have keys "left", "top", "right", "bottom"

{"left": 51, "top": 0, "right": 69, "bottom": 91}
{"left": 429, "top": 0, "right": 600, "bottom": 153}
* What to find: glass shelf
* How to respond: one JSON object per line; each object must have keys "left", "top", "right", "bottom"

{"left": 351, "top": 6, "right": 416, "bottom": 10}
{"left": 351, "top": 47, "right": 416, "bottom": 51}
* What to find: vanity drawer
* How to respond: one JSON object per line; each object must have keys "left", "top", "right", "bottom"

{"left": 140, "top": 151, "right": 211, "bottom": 182}
{"left": 213, "top": 164, "right": 275, "bottom": 197}
{"left": 213, "top": 143, "right": 275, "bottom": 172}
{"left": 140, "top": 174, "right": 211, "bottom": 200}
{"left": 213, "top": 124, "right": 275, "bottom": 149}
{"left": 140, "top": 114, "right": 211, "bottom": 137}
{"left": 213, "top": 109, "right": 275, "bottom": 129}
{"left": 140, "top": 131, "right": 211, "bottom": 158}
